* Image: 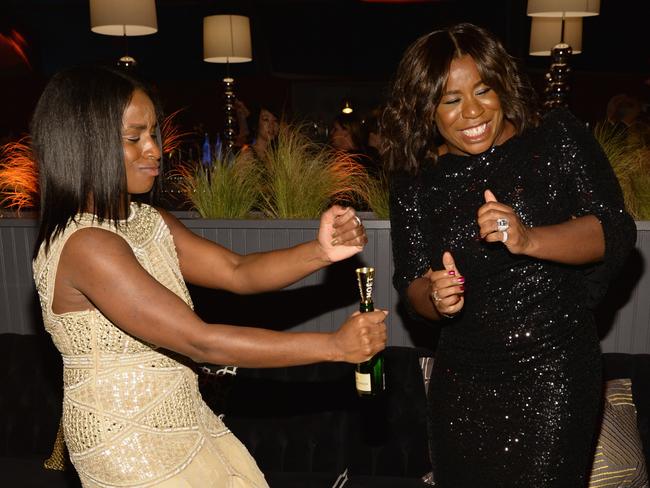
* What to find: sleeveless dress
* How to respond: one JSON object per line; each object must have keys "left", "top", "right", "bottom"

{"left": 389, "top": 109, "right": 637, "bottom": 487}
{"left": 33, "top": 203, "right": 269, "bottom": 488}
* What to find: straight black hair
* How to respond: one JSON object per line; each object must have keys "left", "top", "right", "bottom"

{"left": 30, "top": 65, "right": 163, "bottom": 256}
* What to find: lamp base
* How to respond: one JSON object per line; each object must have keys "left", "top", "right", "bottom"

{"left": 117, "top": 56, "right": 137, "bottom": 69}
{"left": 543, "top": 43, "right": 572, "bottom": 110}
{"left": 223, "top": 77, "right": 236, "bottom": 151}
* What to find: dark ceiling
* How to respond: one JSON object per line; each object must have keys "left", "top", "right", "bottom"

{"left": 1, "top": 0, "right": 649, "bottom": 137}
{"left": 2, "top": 0, "right": 649, "bottom": 80}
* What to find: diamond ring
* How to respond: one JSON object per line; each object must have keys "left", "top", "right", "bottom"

{"left": 496, "top": 218, "right": 509, "bottom": 232}
{"left": 502, "top": 230, "right": 509, "bottom": 243}
{"left": 432, "top": 290, "right": 441, "bottom": 302}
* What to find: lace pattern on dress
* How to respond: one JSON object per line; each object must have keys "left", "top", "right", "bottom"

{"left": 33, "top": 203, "right": 233, "bottom": 487}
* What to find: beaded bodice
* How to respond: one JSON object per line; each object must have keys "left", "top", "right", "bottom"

{"left": 33, "top": 203, "right": 230, "bottom": 487}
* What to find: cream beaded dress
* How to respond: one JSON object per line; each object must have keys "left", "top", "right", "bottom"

{"left": 33, "top": 203, "right": 269, "bottom": 488}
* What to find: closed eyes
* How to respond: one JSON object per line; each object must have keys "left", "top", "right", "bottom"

{"left": 124, "top": 133, "right": 157, "bottom": 143}
{"left": 441, "top": 86, "right": 492, "bottom": 105}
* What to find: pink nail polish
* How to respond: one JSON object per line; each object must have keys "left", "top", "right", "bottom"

{"left": 448, "top": 270, "right": 455, "bottom": 276}
{"left": 459, "top": 285, "right": 465, "bottom": 291}
{"left": 458, "top": 277, "right": 465, "bottom": 284}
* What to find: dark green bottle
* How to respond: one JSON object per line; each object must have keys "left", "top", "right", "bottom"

{"left": 355, "top": 267, "right": 385, "bottom": 397}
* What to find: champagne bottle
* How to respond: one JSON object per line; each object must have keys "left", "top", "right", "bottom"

{"left": 355, "top": 267, "right": 385, "bottom": 397}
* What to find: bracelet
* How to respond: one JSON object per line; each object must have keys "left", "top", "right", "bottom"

{"left": 439, "top": 312, "right": 456, "bottom": 319}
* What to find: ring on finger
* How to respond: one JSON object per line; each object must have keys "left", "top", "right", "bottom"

{"left": 496, "top": 217, "right": 510, "bottom": 232}
{"left": 502, "top": 230, "right": 509, "bottom": 243}
{"left": 432, "top": 290, "right": 441, "bottom": 302}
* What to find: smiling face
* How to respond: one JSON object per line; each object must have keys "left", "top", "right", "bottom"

{"left": 121, "top": 89, "right": 161, "bottom": 195}
{"left": 435, "top": 55, "right": 514, "bottom": 156}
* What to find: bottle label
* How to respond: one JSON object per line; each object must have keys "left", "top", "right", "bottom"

{"left": 355, "top": 371, "right": 371, "bottom": 392}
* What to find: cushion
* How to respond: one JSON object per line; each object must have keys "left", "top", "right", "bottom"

{"left": 589, "top": 378, "right": 649, "bottom": 487}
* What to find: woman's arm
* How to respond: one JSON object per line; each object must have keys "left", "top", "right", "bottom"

{"left": 478, "top": 191, "right": 605, "bottom": 265}
{"left": 161, "top": 205, "right": 366, "bottom": 294}
{"left": 479, "top": 109, "right": 636, "bottom": 269}
{"left": 56, "top": 227, "right": 386, "bottom": 368}
{"left": 389, "top": 172, "right": 440, "bottom": 321}
{"left": 520, "top": 215, "right": 604, "bottom": 263}
{"left": 406, "top": 277, "right": 438, "bottom": 321}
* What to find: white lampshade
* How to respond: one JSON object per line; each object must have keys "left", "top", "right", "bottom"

{"left": 529, "top": 17, "right": 582, "bottom": 55}
{"left": 203, "top": 15, "right": 252, "bottom": 63}
{"left": 90, "top": 0, "right": 157, "bottom": 36}
{"left": 527, "top": 0, "right": 600, "bottom": 17}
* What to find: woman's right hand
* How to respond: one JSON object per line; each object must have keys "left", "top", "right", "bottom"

{"left": 426, "top": 251, "right": 465, "bottom": 318}
{"left": 330, "top": 310, "right": 388, "bottom": 363}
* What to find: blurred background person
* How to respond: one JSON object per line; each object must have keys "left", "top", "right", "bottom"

{"left": 236, "top": 100, "right": 281, "bottom": 160}
{"left": 605, "top": 93, "right": 650, "bottom": 147}
{"left": 331, "top": 112, "right": 380, "bottom": 176}
{"left": 330, "top": 112, "right": 365, "bottom": 153}
{"left": 361, "top": 107, "right": 384, "bottom": 176}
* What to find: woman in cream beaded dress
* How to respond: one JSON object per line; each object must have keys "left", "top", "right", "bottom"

{"left": 30, "top": 65, "right": 387, "bottom": 487}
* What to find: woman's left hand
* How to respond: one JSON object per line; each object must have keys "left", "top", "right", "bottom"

{"left": 318, "top": 205, "right": 368, "bottom": 262}
{"left": 477, "top": 189, "right": 531, "bottom": 255}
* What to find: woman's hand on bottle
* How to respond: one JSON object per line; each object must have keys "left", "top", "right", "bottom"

{"left": 477, "top": 189, "right": 532, "bottom": 255}
{"left": 426, "top": 251, "right": 464, "bottom": 318}
{"left": 317, "top": 206, "right": 368, "bottom": 263}
{"left": 331, "top": 310, "right": 388, "bottom": 363}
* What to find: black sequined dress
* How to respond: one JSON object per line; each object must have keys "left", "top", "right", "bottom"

{"left": 389, "top": 109, "right": 636, "bottom": 487}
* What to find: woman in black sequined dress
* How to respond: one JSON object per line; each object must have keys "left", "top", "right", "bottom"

{"left": 382, "top": 23, "right": 636, "bottom": 487}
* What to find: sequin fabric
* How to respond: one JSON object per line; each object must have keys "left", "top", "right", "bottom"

{"left": 33, "top": 203, "right": 269, "bottom": 488}
{"left": 389, "top": 109, "right": 636, "bottom": 487}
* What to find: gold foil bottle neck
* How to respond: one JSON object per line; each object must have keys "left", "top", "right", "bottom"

{"left": 355, "top": 267, "right": 375, "bottom": 305}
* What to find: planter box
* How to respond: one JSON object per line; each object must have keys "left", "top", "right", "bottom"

{"left": 1, "top": 212, "right": 649, "bottom": 353}
{"left": 598, "top": 220, "right": 650, "bottom": 354}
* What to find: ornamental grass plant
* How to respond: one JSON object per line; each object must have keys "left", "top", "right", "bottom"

{"left": 0, "top": 137, "right": 38, "bottom": 211}
{"left": 631, "top": 173, "right": 650, "bottom": 220}
{"left": 174, "top": 153, "right": 261, "bottom": 219}
{"left": 356, "top": 169, "right": 390, "bottom": 219}
{"left": 258, "top": 125, "right": 368, "bottom": 219}
{"left": 594, "top": 121, "right": 650, "bottom": 220}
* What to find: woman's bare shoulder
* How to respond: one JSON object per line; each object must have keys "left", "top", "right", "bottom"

{"left": 62, "top": 226, "right": 135, "bottom": 269}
